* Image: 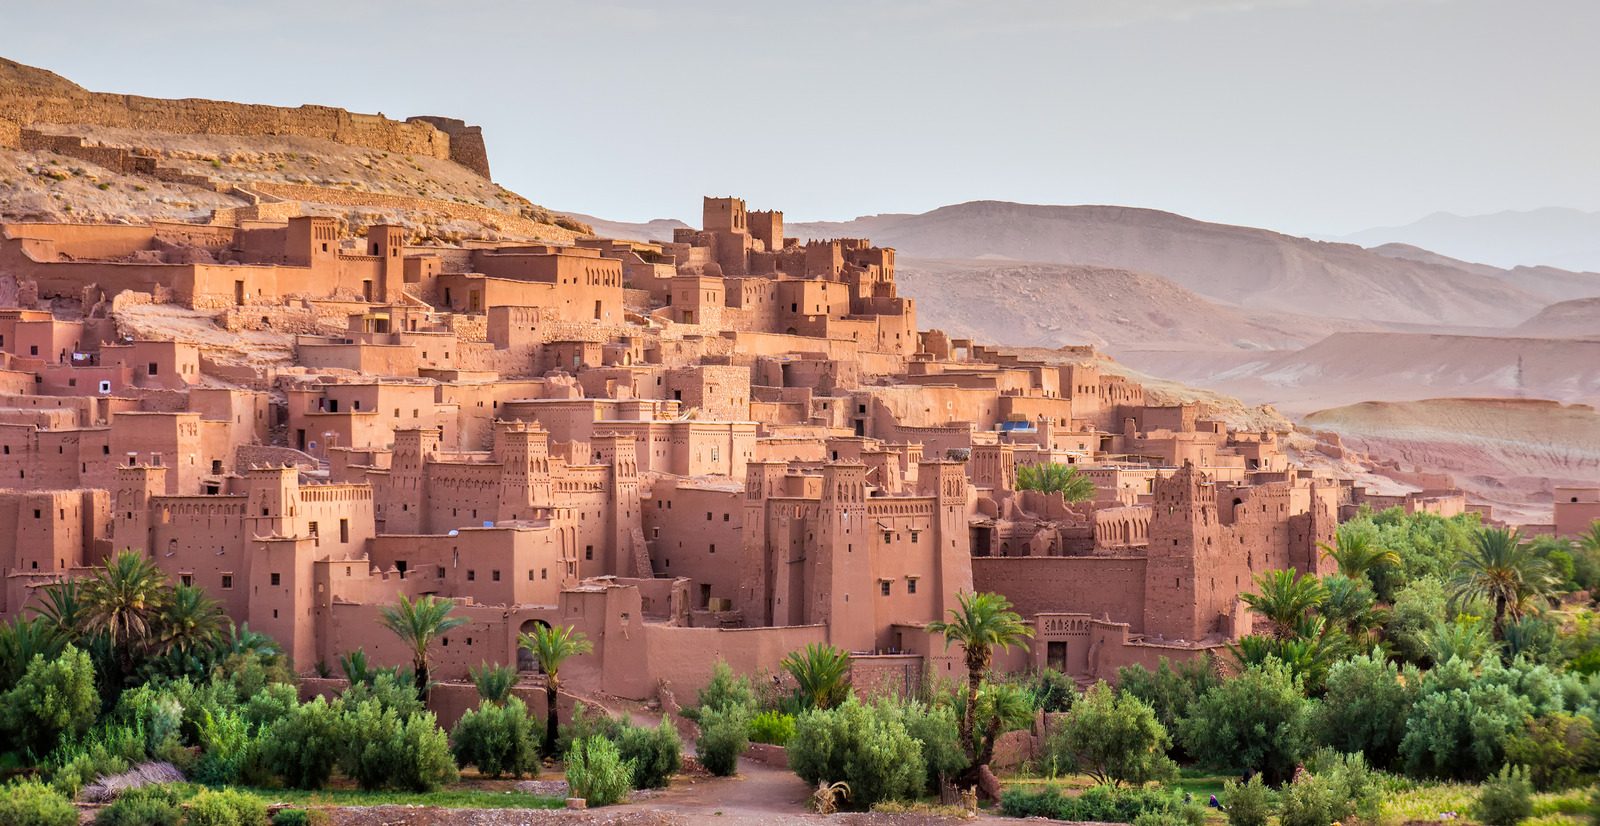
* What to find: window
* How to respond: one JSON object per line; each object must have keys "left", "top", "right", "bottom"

{"left": 221, "top": 574, "right": 234, "bottom": 589}
{"left": 541, "top": 568, "right": 548, "bottom": 580}
{"left": 880, "top": 581, "right": 891, "bottom": 596}
{"left": 492, "top": 570, "right": 501, "bottom": 581}
{"left": 181, "top": 574, "right": 193, "bottom": 587}
{"left": 270, "top": 573, "right": 281, "bottom": 586}
{"left": 528, "top": 570, "right": 535, "bottom": 581}
{"left": 339, "top": 519, "right": 349, "bottom": 543}
{"left": 467, "top": 570, "right": 476, "bottom": 581}
{"left": 907, "top": 579, "right": 917, "bottom": 595}
{"left": 584, "top": 545, "right": 594, "bottom": 560}
{"left": 148, "top": 362, "right": 159, "bottom": 375}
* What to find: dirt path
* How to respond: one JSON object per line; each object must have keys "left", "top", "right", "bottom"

{"left": 612, "top": 755, "right": 813, "bottom": 824}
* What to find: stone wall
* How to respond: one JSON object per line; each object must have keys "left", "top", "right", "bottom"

{"left": 247, "top": 182, "right": 579, "bottom": 243}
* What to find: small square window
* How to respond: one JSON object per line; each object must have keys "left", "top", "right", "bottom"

{"left": 908, "top": 579, "right": 918, "bottom": 595}
{"left": 492, "top": 570, "right": 501, "bottom": 582}
{"left": 467, "top": 570, "right": 476, "bottom": 581}
{"left": 270, "top": 573, "right": 281, "bottom": 586}
{"left": 221, "top": 574, "right": 234, "bottom": 589}
{"left": 880, "top": 581, "right": 891, "bottom": 596}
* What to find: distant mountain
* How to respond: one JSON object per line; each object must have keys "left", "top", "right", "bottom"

{"left": 1367, "top": 243, "right": 1600, "bottom": 305}
{"left": 787, "top": 202, "right": 1556, "bottom": 328}
{"left": 1513, "top": 296, "right": 1600, "bottom": 339}
{"left": 895, "top": 258, "right": 1352, "bottom": 353}
{"left": 1340, "top": 208, "right": 1600, "bottom": 272}
{"left": 560, "top": 212, "right": 686, "bottom": 243}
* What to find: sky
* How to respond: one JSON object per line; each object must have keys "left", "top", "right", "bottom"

{"left": 3, "top": 0, "right": 1596, "bottom": 235}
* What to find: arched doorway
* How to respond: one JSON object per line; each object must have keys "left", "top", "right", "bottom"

{"left": 517, "top": 619, "right": 551, "bottom": 672}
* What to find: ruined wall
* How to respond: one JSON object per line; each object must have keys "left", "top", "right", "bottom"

{"left": 0, "top": 59, "right": 490, "bottom": 177}
{"left": 973, "top": 556, "right": 1149, "bottom": 631}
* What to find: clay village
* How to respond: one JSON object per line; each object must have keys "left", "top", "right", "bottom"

{"left": 0, "top": 24, "right": 1599, "bottom": 826}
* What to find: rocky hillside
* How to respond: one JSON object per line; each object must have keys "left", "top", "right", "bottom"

{"left": 0, "top": 57, "right": 584, "bottom": 243}
{"left": 1512, "top": 296, "right": 1600, "bottom": 339}
{"left": 1304, "top": 398, "right": 1600, "bottom": 523}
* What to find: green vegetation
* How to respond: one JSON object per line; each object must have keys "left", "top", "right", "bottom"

{"left": 1015, "top": 462, "right": 1097, "bottom": 502}
{"left": 926, "top": 590, "right": 1035, "bottom": 785}
{"left": 516, "top": 623, "right": 593, "bottom": 756}
{"left": 780, "top": 642, "right": 851, "bottom": 710}
{"left": 564, "top": 736, "right": 632, "bottom": 806}
{"left": 377, "top": 594, "right": 469, "bottom": 698}
{"left": 1045, "top": 681, "right": 1176, "bottom": 787}
{"left": 448, "top": 697, "right": 540, "bottom": 779}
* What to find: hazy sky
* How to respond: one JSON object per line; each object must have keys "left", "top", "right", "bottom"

{"left": 4, "top": 0, "right": 1596, "bottom": 234}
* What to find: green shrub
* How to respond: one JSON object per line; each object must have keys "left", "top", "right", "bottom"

{"left": 557, "top": 703, "right": 624, "bottom": 754}
{"left": 450, "top": 697, "right": 539, "bottom": 779}
{"left": 241, "top": 683, "right": 300, "bottom": 731}
{"left": 46, "top": 723, "right": 147, "bottom": 797}
{"left": 1312, "top": 651, "right": 1418, "bottom": 770}
{"left": 259, "top": 696, "right": 342, "bottom": 789}
{"left": 747, "top": 710, "right": 796, "bottom": 745}
{"left": 341, "top": 670, "right": 422, "bottom": 718}
{"left": 186, "top": 788, "right": 267, "bottom": 826}
{"left": 0, "top": 778, "right": 77, "bottom": 826}
{"left": 880, "top": 699, "right": 964, "bottom": 793}
{"left": 1222, "top": 775, "right": 1272, "bottom": 826}
{"left": 191, "top": 708, "right": 259, "bottom": 785}
{"left": 1000, "top": 784, "right": 1195, "bottom": 822}
{"left": 1399, "top": 657, "right": 1534, "bottom": 780}
{"left": 340, "top": 700, "right": 458, "bottom": 792}
{"left": 1020, "top": 667, "right": 1077, "bottom": 713}
{"left": 1277, "top": 772, "right": 1336, "bottom": 826}
{"left": 1046, "top": 681, "right": 1177, "bottom": 787}
{"left": 1177, "top": 658, "right": 1311, "bottom": 784}
{"left": 1473, "top": 764, "right": 1533, "bottom": 826}
{"left": 687, "top": 661, "right": 755, "bottom": 720}
{"left": 616, "top": 718, "right": 681, "bottom": 789}
{"left": 112, "top": 685, "right": 185, "bottom": 756}
{"left": 1502, "top": 712, "right": 1600, "bottom": 790}
{"left": 2, "top": 645, "right": 98, "bottom": 756}
{"left": 270, "top": 810, "right": 311, "bottom": 826}
{"left": 1116, "top": 657, "right": 1219, "bottom": 741}
{"left": 565, "top": 736, "right": 632, "bottom": 807}
{"left": 787, "top": 697, "right": 924, "bottom": 807}
{"left": 93, "top": 786, "right": 183, "bottom": 826}
{"left": 695, "top": 704, "right": 749, "bottom": 778}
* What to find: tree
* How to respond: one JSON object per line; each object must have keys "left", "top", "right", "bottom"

{"left": 1, "top": 644, "right": 98, "bottom": 757}
{"left": 781, "top": 642, "right": 851, "bottom": 710}
{"left": 378, "top": 594, "right": 469, "bottom": 698}
{"left": 789, "top": 697, "right": 927, "bottom": 807}
{"left": 1240, "top": 569, "right": 1326, "bottom": 639}
{"left": 1178, "top": 658, "right": 1311, "bottom": 784}
{"left": 155, "top": 584, "right": 226, "bottom": 660}
{"left": 1311, "top": 650, "right": 1419, "bottom": 769}
{"left": 1450, "top": 527, "right": 1559, "bottom": 640}
{"left": 517, "top": 623, "right": 593, "bottom": 757}
{"left": 470, "top": 662, "right": 518, "bottom": 704}
{"left": 925, "top": 591, "right": 1034, "bottom": 782}
{"left": 1047, "top": 681, "right": 1177, "bottom": 787}
{"left": 0, "top": 616, "right": 66, "bottom": 691}
{"left": 1015, "top": 463, "right": 1096, "bottom": 503}
{"left": 81, "top": 550, "right": 171, "bottom": 680}
{"left": 450, "top": 697, "right": 540, "bottom": 779}
{"left": 1116, "top": 657, "right": 1219, "bottom": 749}
{"left": 1318, "top": 521, "right": 1398, "bottom": 581}
{"left": 33, "top": 579, "right": 87, "bottom": 640}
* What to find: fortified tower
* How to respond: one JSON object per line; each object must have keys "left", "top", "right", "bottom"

{"left": 1144, "top": 463, "right": 1218, "bottom": 642}
{"left": 386, "top": 428, "right": 441, "bottom": 534}
{"left": 816, "top": 462, "right": 870, "bottom": 651}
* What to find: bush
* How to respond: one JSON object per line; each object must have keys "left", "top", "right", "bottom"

{"left": 1000, "top": 784, "right": 1197, "bottom": 822}
{"left": 876, "top": 698, "right": 964, "bottom": 793}
{"left": 1177, "top": 658, "right": 1311, "bottom": 784}
{"left": 1502, "top": 712, "right": 1600, "bottom": 790}
{"left": 695, "top": 704, "right": 750, "bottom": 778}
{"left": 46, "top": 723, "right": 147, "bottom": 797}
{"left": 1398, "top": 656, "right": 1533, "bottom": 780}
{"left": 688, "top": 660, "right": 756, "bottom": 720}
{"left": 747, "top": 710, "right": 796, "bottom": 745}
{"left": 191, "top": 708, "right": 262, "bottom": 786}
{"left": 469, "top": 663, "right": 517, "bottom": 704}
{"left": 186, "top": 788, "right": 268, "bottom": 826}
{"left": 340, "top": 701, "right": 458, "bottom": 792}
{"left": 93, "top": 785, "right": 183, "bottom": 826}
{"left": 1277, "top": 772, "right": 1336, "bottom": 826}
{"left": 0, "top": 778, "right": 78, "bottom": 826}
{"left": 271, "top": 811, "right": 312, "bottom": 826}
{"left": 788, "top": 697, "right": 925, "bottom": 807}
{"left": 259, "top": 696, "right": 343, "bottom": 789}
{"left": 1046, "top": 681, "right": 1177, "bottom": 787}
{"left": 565, "top": 736, "right": 632, "bottom": 807}
{"left": 616, "top": 718, "right": 681, "bottom": 789}
{"left": 241, "top": 683, "right": 301, "bottom": 731}
{"left": 1116, "top": 657, "right": 1219, "bottom": 739}
{"left": 450, "top": 698, "right": 540, "bottom": 779}
{"left": 1221, "top": 775, "right": 1272, "bottom": 826}
{"left": 341, "top": 670, "right": 423, "bottom": 719}
{"left": 1312, "top": 650, "right": 1418, "bottom": 769}
{"left": 557, "top": 703, "right": 624, "bottom": 754}
{"left": 2, "top": 645, "right": 98, "bottom": 756}
{"left": 1473, "top": 764, "right": 1533, "bottom": 826}
{"left": 1020, "top": 667, "right": 1077, "bottom": 713}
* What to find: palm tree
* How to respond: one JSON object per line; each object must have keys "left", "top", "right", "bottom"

{"left": 1014, "top": 463, "right": 1097, "bottom": 503}
{"left": 1319, "top": 573, "right": 1386, "bottom": 642}
{"left": 378, "top": 594, "right": 469, "bottom": 698}
{"left": 1240, "top": 569, "right": 1327, "bottom": 639}
{"left": 156, "top": 584, "right": 226, "bottom": 659}
{"left": 926, "top": 591, "right": 1034, "bottom": 778}
{"left": 34, "top": 579, "right": 87, "bottom": 640}
{"left": 81, "top": 551, "right": 171, "bottom": 679}
{"left": 0, "top": 616, "right": 66, "bottom": 687}
{"left": 780, "top": 643, "right": 851, "bottom": 710}
{"left": 1450, "top": 527, "right": 1559, "bottom": 640}
{"left": 1318, "top": 523, "right": 1398, "bottom": 581}
{"left": 1579, "top": 522, "right": 1600, "bottom": 556}
{"left": 517, "top": 623, "right": 593, "bottom": 757}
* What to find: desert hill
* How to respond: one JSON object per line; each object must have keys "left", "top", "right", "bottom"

{"left": 895, "top": 258, "right": 1352, "bottom": 353}
{"left": 561, "top": 211, "right": 686, "bottom": 243}
{"left": 0, "top": 58, "right": 582, "bottom": 243}
{"left": 1304, "top": 398, "right": 1600, "bottom": 524}
{"left": 1368, "top": 242, "right": 1600, "bottom": 305}
{"left": 1340, "top": 207, "right": 1600, "bottom": 273}
{"left": 1120, "top": 332, "right": 1600, "bottom": 417}
{"left": 1512, "top": 296, "right": 1600, "bottom": 339}
{"left": 784, "top": 201, "right": 1569, "bottom": 328}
